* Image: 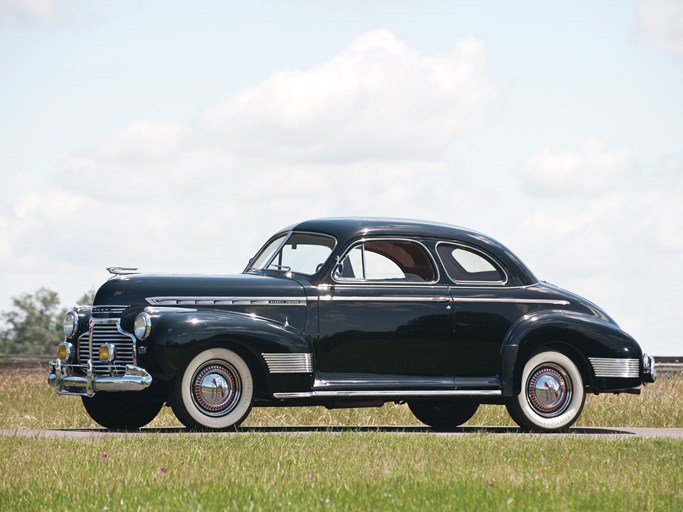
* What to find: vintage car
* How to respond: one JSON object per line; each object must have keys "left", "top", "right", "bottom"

{"left": 48, "top": 218, "right": 656, "bottom": 432}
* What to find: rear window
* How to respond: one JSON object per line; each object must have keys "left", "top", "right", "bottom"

{"left": 437, "top": 243, "right": 505, "bottom": 284}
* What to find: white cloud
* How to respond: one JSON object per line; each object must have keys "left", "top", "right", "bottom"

{"left": 204, "top": 30, "right": 496, "bottom": 162}
{"left": 638, "top": 0, "right": 683, "bottom": 54}
{"left": 518, "top": 138, "right": 638, "bottom": 196}
{"left": 0, "top": 30, "right": 493, "bottom": 310}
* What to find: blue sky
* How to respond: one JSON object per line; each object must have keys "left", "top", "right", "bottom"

{"left": 1, "top": 0, "right": 681, "bottom": 355}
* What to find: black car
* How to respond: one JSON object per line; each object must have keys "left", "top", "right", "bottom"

{"left": 48, "top": 218, "right": 656, "bottom": 432}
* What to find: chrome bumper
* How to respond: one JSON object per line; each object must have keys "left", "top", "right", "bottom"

{"left": 48, "top": 359, "right": 152, "bottom": 396}
{"left": 642, "top": 354, "right": 657, "bottom": 383}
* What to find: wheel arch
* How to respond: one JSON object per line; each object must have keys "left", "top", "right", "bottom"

{"left": 142, "top": 308, "right": 313, "bottom": 398}
{"left": 499, "top": 310, "right": 640, "bottom": 397}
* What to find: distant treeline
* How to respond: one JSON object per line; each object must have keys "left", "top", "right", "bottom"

{"left": 0, "top": 288, "right": 94, "bottom": 356}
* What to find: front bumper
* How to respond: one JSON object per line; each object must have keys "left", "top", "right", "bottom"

{"left": 48, "top": 359, "right": 152, "bottom": 396}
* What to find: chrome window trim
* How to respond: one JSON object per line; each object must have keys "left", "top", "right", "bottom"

{"left": 273, "top": 389, "right": 502, "bottom": 399}
{"left": 331, "top": 237, "right": 440, "bottom": 286}
{"left": 247, "top": 230, "right": 338, "bottom": 276}
{"left": 436, "top": 241, "right": 508, "bottom": 286}
{"left": 146, "top": 296, "right": 307, "bottom": 306}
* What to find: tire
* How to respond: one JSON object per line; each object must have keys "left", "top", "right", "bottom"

{"left": 506, "top": 350, "right": 586, "bottom": 433}
{"left": 171, "top": 347, "right": 254, "bottom": 430}
{"left": 408, "top": 400, "right": 479, "bottom": 429}
{"left": 82, "top": 393, "right": 163, "bottom": 430}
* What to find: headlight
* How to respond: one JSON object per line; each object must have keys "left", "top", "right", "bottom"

{"left": 63, "top": 310, "right": 79, "bottom": 338}
{"left": 134, "top": 312, "right": 152, "bottom": 341}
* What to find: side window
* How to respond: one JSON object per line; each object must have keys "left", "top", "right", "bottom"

{"left": 437, "top": 243, "right": 505, "bottom": 284}
{"left": 335, "top": 240, "right": 436, "bottom": 283}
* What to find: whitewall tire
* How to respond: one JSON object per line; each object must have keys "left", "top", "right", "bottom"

{"left": 171, "top": 347, "right": 254, "bottom": 430}
{"left": 506, "top": 350, "right": 585, "bottom": 433}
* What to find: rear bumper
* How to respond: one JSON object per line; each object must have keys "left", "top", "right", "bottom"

{"left": 47, "top": 359, "right": 152, "bottom": 397}
{"left": 642, "top": 354, "right": 657, "bottom": 383}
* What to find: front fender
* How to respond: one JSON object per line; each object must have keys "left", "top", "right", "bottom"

{"left": 499, "top": 310, "right": 644, "bottom": 396}
{"left": 138, "top": 308, "right": 312, "bottom": 394}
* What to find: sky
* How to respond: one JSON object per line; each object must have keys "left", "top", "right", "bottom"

{"left": 0, "top": 0, "right": 681, "bottom": 355}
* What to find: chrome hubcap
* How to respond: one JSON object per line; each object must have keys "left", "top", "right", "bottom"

{"left": 191, "top": 361, "right": 241, "bottom": 417}
{"left": 526, "top": 364, "right": 572, "bottom": 417}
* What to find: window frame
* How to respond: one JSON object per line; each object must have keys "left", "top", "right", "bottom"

{"left": 248, "top": 231, "right": 338, "bottom": 277}
{"left": 331, "top": 238, "right": 440, "bottom": 285}
{"left": 436, "top": 241, "right": 508, "bottom": 286}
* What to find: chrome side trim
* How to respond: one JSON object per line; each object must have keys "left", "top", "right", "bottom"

{"left": 318, "top": 296, "right": 568, "bottom": 305}
{"left": 262, "top": 353, "right": 313, "bottom": 373}
{"left": 319, "top": 295, "right": 451, "bottom": 303}
{"left": 450, "top": 298, "right": 570, "bottom": 306}
{"left": 273, "top": 390, "right": 502, "bottom": 399}
{"left": 146, "top": 296, "right": 307, "bottom": 306}
{"left": 589, "top": 357, "right": 640, "bottom": 378}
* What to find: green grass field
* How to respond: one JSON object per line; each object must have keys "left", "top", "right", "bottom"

{"left": 0, "top": 371, "right": 681, "bottom": 511}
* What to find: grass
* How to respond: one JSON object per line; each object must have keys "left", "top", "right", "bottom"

{"left": 1, "top": 434, "right": 681, "bottom": 511}
{"left": 0, "top": 370, "right": 681, "bottom": 430}
{"left": 0, "top": 371, "right": 681, "bottom": 511}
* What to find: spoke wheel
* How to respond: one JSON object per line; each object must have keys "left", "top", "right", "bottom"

{"left": 82, "top": 392, "right": 163, "bottom": 430}
{"left": 408, "top": 400, "right": 479, "bottom": 429}
{"left": 506, "top": 350, "right": 585, "bottom": 433}
{"left": 172, "top": 348, "right": 254, "bottom": 430}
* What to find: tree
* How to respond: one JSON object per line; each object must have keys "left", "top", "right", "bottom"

{"left": 0, "top": 288, "right": 66, "bottom": 355}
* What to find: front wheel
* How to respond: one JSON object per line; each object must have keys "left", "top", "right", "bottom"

{"left": 82, "top": 393, "right": 163, "bottom": 430}
{"left": 506, "top": 350, "right": 586, "bottom": 433}
{"left": 171, "top": 347, "right": 254, "bottom": 430}
{"left": 408, "top": 400, "right": 479, "bottom": 429}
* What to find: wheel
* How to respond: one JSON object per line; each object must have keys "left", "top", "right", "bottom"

{"left": 82, "top": 392, "right": 163, "bottom": 430}
{"left": 171, "top": 347, "right": 254, "bottom": 430}
{"left": 408, "top": 399, "right": 479, "bottom": 429}
{"left": 506, "top": 350, "right": 586, "bottom": 433}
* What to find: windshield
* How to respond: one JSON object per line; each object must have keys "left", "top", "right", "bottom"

{"left": 247, "top": 232, "right": 336, "bottom": 276}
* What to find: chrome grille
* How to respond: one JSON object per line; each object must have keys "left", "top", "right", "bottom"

{"left": 78, "top": 306, "right": 135, "bottom": 375}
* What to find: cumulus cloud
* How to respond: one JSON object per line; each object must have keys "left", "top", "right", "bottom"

{"left": 518, "top": 138, "right": 638, "bottom": 196}
{"left": 0, "top": 30, "right": 494, "bottom": 308}
{"left": 204, "top": 30, "right": 496, "bottom": 162}
{"left": 638, "top": 0, "right": 683, "bottom": 54}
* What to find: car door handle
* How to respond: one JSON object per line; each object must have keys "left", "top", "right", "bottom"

{"left": 432, "top": 296, "right": 452, "bottom": 303}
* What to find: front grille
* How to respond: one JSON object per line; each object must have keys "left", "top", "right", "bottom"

{"left": 78, "top": 305, "right": 135, "bottom": 375}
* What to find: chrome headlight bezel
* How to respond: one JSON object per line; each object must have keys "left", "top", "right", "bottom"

{"left": 134, "top": 312, "right": 152, "bottom": 341}
{"left": 63, "top": 310, "right": 79, "bottom": 339}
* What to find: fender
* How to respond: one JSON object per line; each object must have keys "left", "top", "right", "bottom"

{"left": 138, "top": 307, "right": 313, "bottom": 394}
{"left": 499, "top": 310, "right": 643, "bottom": 396}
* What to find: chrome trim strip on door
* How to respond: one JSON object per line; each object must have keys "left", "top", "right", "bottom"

{"left": 318, "top": 296, "right": 569, "bottom": 305}
{"left": 146, "top": 296, "right": 307, "bottom": 306}
{"left": 273, "top": 390, "right": 502, "bottom": 399}
{"left": 449, "top": 298, "right": 570, "bottom": 305}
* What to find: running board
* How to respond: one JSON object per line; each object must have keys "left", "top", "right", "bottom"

{"left": 273, "top": 389, "right": 502, "bottom": 399}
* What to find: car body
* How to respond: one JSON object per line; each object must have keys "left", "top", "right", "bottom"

{"left": 48, "top": 218, "right": 656, "bottom": 432}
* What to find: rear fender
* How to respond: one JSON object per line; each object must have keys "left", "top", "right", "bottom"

{"left": 499, "top": 310, "right": 643, "bottom": 396}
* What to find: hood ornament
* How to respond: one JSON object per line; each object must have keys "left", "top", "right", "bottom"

{"left": 106, "top": 267, "right": 139, "bottom": 275}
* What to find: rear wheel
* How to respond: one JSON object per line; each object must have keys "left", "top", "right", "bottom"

{"left": 506, "top": 350, "right": 586, "bottom": 432}
{"left": 171, "top": 347, "right": 254, "bottom": 430}
{"left": 408, "top": 400, "right": 479, "bottom": 429}
{"left": 82, "top": 393, "right": 163, "bottom": 430}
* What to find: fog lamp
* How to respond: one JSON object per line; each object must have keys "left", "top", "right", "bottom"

{"left": 99, "top": 343, "right": 116, "bottom": 363}
{"left": 56, "top": 342, "right": 74, "bottom": 361}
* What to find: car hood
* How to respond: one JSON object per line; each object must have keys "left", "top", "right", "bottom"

{"left": 93, "top": 273, "right": 306, "bottom": 307}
